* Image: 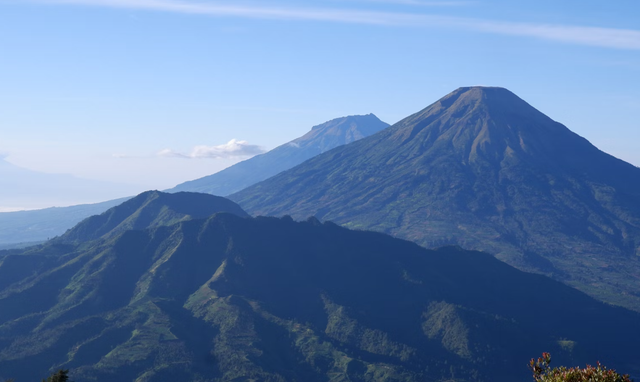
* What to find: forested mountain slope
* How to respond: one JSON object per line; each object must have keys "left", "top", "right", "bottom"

{"left": 0, "top": 193, "right": 639, "bottom": 381}
{"left": 231, "top": 86, "right": 640, "bottom": 311}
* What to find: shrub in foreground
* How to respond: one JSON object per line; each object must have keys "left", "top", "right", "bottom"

{"left": 530, "top": 353, "right": 632, "bottom": 382}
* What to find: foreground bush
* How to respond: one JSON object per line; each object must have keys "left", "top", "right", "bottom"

{"left": 530, "top": 353, "right": 632, "bottom": 382}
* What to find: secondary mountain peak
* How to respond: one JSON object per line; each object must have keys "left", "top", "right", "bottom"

{"left": 292, "top": 114, "right": 387, "bottom": 153}
{"left": 304, "top": 114, "right": 386, "bottom": 149}
{"left": 60, "top": 190, "right": 249, "bottom": 243}
{"left": 168, "top": 114, "right": 389, "bottom": 196}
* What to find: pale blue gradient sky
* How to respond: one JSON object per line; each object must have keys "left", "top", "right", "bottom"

{"left": 0, "top": 0, "right": 639, "bottom": 200}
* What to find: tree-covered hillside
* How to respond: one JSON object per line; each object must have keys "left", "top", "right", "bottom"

{"left": 0, "top": 193, "right": 639, "bottom": 381}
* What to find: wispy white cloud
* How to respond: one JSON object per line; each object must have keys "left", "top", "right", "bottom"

{"left": 31, "top": 0, "right": 640, "bottom": 50}
{"left": 466, "top": 20, "right": 640, "bottom": 51}
{"left": 342, "top": 0, "right": 475, "bottom": 6}
{"left": 158, "top": 139, "right": 265, "bottom": 159}
{"left": 33, "top": 0, "right": 417, "bottom": 25}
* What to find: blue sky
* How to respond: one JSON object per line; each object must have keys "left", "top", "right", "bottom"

{"left": 1, "top": 0, "right": 639, "bottom": 206}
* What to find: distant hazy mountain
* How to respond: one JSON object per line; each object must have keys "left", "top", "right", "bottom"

{"left": 0, "top": 197, "right": 130, "bottom": 247}
{"left": 0, "top": 192, "right": 639, "bottom": 382}
{"left": 168, "top": 114, "right": 389, "bottom": 196}
{"left": 231, "top": 86, "right": 640, "bottom": 311}
{"left": 0, "top": 158, "right": 139, "bottom": 210}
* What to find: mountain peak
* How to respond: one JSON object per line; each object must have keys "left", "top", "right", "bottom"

{"left": 452, "top": 86, "right": 536, "bottom": 110}
{"left": 309, "top": 113, "right": 380, "bottom": 131}
{"left": 168, "top": 114, "right": 389, "bottom": 196}
{"left": 446, "top": 86, "right": 521, "bottom": 102}
{"left": 419, "top": 86, "right": 541, "bottom": 121}
{"left": 387, "top": 85, "right": 570, "bottom": 164}
{"left": 453, "top": 85, "right": 513, "bottom": 95}
{"left": 300, "top": 114, "right": 387, "bottom": 148}
{"left": 60, "top": 190, "right": 249, "bottom": 243}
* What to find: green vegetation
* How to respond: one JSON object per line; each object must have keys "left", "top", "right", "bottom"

{"left": 230, "top": 86, "right": 640, "bottom": 312}
{"left": 58, "top": 190, "right": 249, "bottom": 244}
{"left": 1, "top": 369, "right": 72, "bottom": 382}
{"left": 530, "top": 353, "right": 632, "bottom": 382}
{"left": 42, "top": 370, "right": 71, "bottom": 382}
{"left": 1, "top": 194, "right": 640, "bottom": 381}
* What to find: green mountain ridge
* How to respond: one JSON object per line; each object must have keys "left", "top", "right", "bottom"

{"left": 230, "top": 86, "right": 640, "bottom": 311}
{"left": 0, "top": 192, "right": 639, "bottom": 382}
{"left": 168, "top": 114, "right": 389, "bottom": 196}
{"left": 59, "top": 190, "right": 249, "bottom": 244}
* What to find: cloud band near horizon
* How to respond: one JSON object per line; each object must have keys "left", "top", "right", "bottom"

{"left": 30, "top": 0, "right": 640, "bottom": 50}
{"left": 158, "top": 139, "right": 266, "bottom": 159}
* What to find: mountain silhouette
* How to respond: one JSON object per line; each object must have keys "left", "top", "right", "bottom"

{"left": 169, "top": 114, "right": 388, "bottom": 196}
{"left": 0, "top": 197, "right": 639, "bottom": 381}
{"left": 231, "top": 86, "right": 640, "bottom": 310}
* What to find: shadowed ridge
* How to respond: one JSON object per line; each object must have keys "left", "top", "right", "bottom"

{"left": 59, "top": 190, "right": 249, "bottom": 243}
{"left": 2, "top": 213, "right": 640, "bottom": 381}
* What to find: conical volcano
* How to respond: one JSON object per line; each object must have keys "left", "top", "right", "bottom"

{"left": 231, "top": 86, "right": 640, "bottom": 310}
{"left": 168, "top": 114, "right": 389, "bottom": 196}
